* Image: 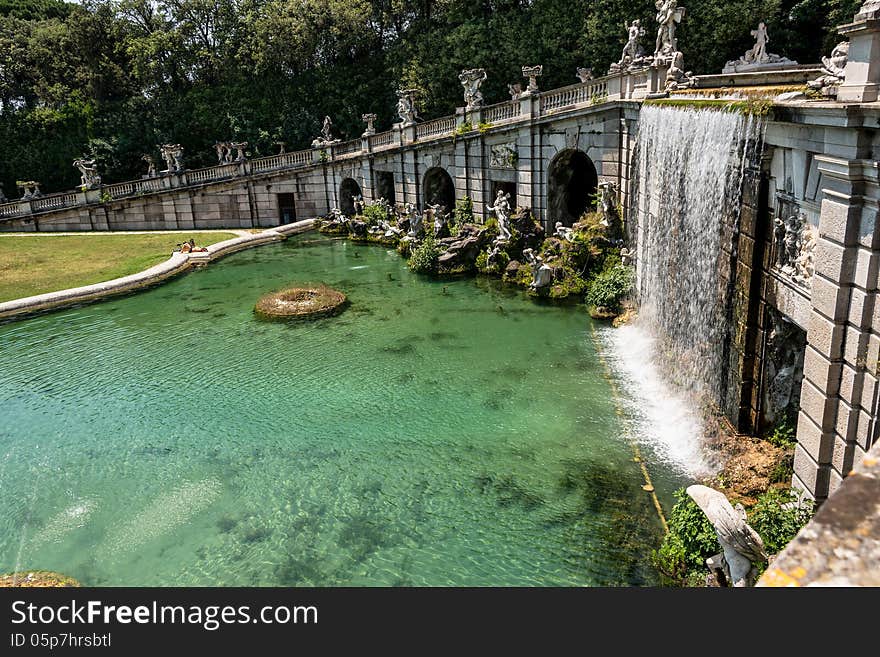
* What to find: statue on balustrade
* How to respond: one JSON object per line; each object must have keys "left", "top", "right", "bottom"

{"left": 18, "top": 181, "right": 42, "bottom": 200}
{"left": 665, "top": 51, "right": 696, "bottom": 90}
{"left": 215, "top": 142, "right": 232, "bottom": 165}
{"left": 160, "top": 144, "right": 184, "bottom": 173}
{"left": 231, "top": 142, "right": 248, "bottom": 162}
{"left": 654, "top": 0, "right": 685, "bottom": 62}
{"left": 576, "top": 67, "right": 594, "bottom": 83}
{"left": 142, "top": 154, "right": 157, "bottom": 178}
{"left": 362, "top": 113, "right": 377, "bottom": 137}
{"left": 396, "top": 90, "right": 419, "bottom": 125}
{"left": 312, "top": 117, "right": 340, "bottom": 148}
{"left": 522, "top": 65, "right": 543, "bottom": 95}
{"left": 0, "top": 184, "right": 6, "bottom": 203}
{"left": 610, "top": 20, "right": 649, "bottom": 72}
{"left": 459, "top": 68, "right": 487, "bottom": 110}
{"left": 73, "top": 158, "right": 101, "bottom": 189}
{"left": 722, "top": 22, "right": 797, "bottom": 73}
{"left": 808, "top": 42, "right": 849, "bottom": 94}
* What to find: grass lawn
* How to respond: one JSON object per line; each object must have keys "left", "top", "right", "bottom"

{"left": 0, "top": 232, "right": 239, "bottom": 303}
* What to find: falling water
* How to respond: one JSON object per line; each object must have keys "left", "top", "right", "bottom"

{"left": 631, "top": 105, "right": 760, "bottom": 399}
{"left": 606, "top": 105, "right": 761, "bottom": 475}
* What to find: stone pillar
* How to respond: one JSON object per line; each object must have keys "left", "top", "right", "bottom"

{"left": 401, "top": 123, "right": 417, "bottom": 146}
{"left": 837, "top": 2, "right": 880, "bottom": 102}
{"left": 793, "top": 155, "right": 866, "bottom": 500}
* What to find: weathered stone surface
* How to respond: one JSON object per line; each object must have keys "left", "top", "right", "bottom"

{"left": 759, "top": 439, "right": 880, "bottom": 586}
{"left": 796, "top": 411, "right": 834, "bottom": 463}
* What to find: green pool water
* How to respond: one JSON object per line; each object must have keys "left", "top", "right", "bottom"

{"left": 0, "top": 234, "right": 690, "bottom": 586}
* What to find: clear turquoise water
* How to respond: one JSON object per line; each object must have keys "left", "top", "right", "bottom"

{"left": 0, "top": 235, "right": 688, "bottom": 586}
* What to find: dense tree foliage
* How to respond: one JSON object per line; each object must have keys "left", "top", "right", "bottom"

{"left": 0, "top": 0, "right": 864, "bottom": 195}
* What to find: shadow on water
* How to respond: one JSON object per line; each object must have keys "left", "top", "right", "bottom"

{"left": 553, "top": 458, "right": 662, "bottom": 586}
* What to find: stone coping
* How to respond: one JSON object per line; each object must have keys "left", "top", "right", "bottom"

{"left": 757, "top": 438, "right": 880, "bottom": 586}
{"left": 0, "top": 219, "right": 315, "bottom": 320}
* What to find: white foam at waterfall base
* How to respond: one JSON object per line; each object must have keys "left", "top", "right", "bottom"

{"left": 602, "top": 324, "right": 711, "bottom": 477}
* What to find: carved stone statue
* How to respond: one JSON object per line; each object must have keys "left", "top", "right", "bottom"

{"left": 275, "top": 141, "right": 286, "bottom": 154}
{"left": 362, "top": 113, "right": 377, "bottom": 137}
{"left": 654, "top": 0, "right": 685, "bottom": 62}
{"left": 73, "top": 158, "right": 101, "bottom": 189}
{"left": 783, "top": 218, "right": 800, "bottom": 270}
{"left": 142, "top": 154, "right": 157, "bottom": 178}
{"left": 723, "top": 22, "right": 798, "bottom": 73}
{"left": 808, "top": 41, "right": 849, "bottom": 93}
{"left": 487, "top": 190, "right": 512, "bottom": 241}
{"left": 230, "top": 142, "right": 248, "bottom": 162}
{"left": 459, "top": 68, "right": 487, "bottom": 110}
{"left": 0, "top": 184, "right": 6, "bottom": 203}
{"left": 554, "top": 222, "right": 574, "bottom": 241}
{"left": 522, "top": 65, "right": 543, "bottom": 95}
{"left": 508, "top": 83, "right": 522, "bottom": 101}
{"left": 858, "top": 0, "right": 880, "bottom": 18}
{"left": 215, "top": 142, "right": 231, "bottom": 165}
{"left": 523, "top": 248, "right": 553, "bottom": 290}
{"left": 775, "top": 211, "right": 816, "bottom": 288}
{"left": 429, "top": 203, "right": 449, "bottom": 238}
{"left": 666, "top": 51, "right": 696, "bottom": 90}
{"left": 312, "top": 116, "right": 340, "bottom": 148}
{"left": 599, "top": 182, "right": 618, "bottom": 226}
{"left": 686, "top": 485, "right": 768, "bottom": 587}
{"left": 489, "top": 144, "right": 516, "bottom": 169}
{"left": 160, "top": 144, "right": 184, "bottom": 173}
{"left": 625, "top": 20, "right": 646, "bottom": 63}
{"left": 620, "top": 247, "right": 633, "bottom": 266}
{"left": 17, "top": 180, "right": 42, "bottom": 200}
{"left": 793, "top": 225, "right": 817, "bottom": 288}
{"left": 576, "top": 67, "right": 594, "bottom": 83}
{"left": 611, "top": 20, "right": 648, "bottom": 72}
{"left": 352, "top": 194, "right": 365, "bottom": 215}
{"left": 773, "top": 215, "right": 787, "bottom": 269}
{"left": 396, "top": 89, "right": 418, "bottom": 125}
{"left": 406, "top": 203, "right": 423, "bottom": 238}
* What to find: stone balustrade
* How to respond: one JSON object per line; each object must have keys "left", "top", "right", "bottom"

{"left": 416, "top": 117, "right": 457, "bottom": 140}
{"left": 0, "top": 67, "right": 650, "bottom": 223}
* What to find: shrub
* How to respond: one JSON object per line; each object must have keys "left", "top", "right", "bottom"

{"left": 664, "top": 488, "right": 720, "bottom": 572}
{"left": 477, "top": 249, "right": 509, "bottom": 274}
{"left": 747, "top": 488, "right": 813, "bottom": 554}
{"left": 407, "top": 234, "right": 442, "bottom": 274}
{"left": 766, "top": 416, "right": 797, "bottom": 448}
{"left": 362, "top": 201, "right": 390, "bottom": 226}
{"left": 454, "top": 196, "right": 475, "bottom": 226}
{"left": 586, "top": 264, "right": 634, "bottom": 311}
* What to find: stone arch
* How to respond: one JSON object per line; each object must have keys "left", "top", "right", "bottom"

{"left": 547, "top": 149, "right": 598, "bottom": 227}
{"left": 423, "top": 167, "right": 455, "bottom": 214}
{"left": 339, "top": 178, "right": 362, "bottom": 215}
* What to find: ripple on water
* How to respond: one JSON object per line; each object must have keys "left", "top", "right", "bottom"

{"left": 0, "top": 237, "right": 693, "bottom": 586}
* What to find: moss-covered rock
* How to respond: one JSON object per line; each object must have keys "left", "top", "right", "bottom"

{"left": 0, "top": 571, "right": 81, "bottom": 587}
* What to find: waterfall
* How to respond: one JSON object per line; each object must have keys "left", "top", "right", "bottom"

{"left": 630, "top": 105, "right": 760, "bottom": 401}
{"left": 603, "top": 105, "right": 761, "bottom": 475}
